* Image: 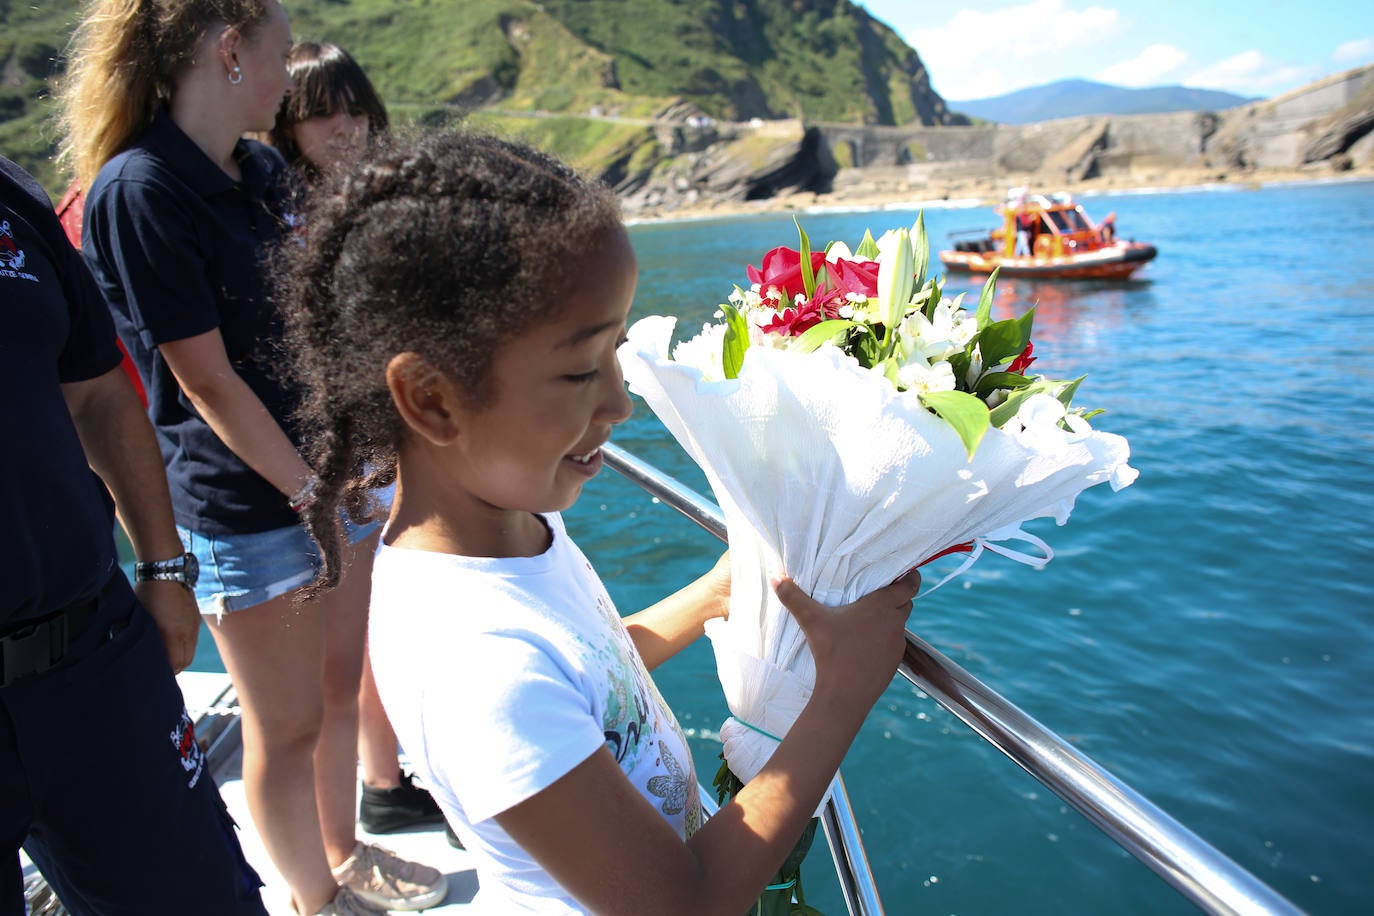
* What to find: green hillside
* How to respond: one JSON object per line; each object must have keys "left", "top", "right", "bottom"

{"left": 0, "top": 0, "right": 74, "bottom": 193}
{"left": 0, "top": 0, "right": 954, "bottom": 195}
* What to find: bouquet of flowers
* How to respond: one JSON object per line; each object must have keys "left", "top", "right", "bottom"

{"left": 617, "top": 216, "right": 1136, "bottom": 910}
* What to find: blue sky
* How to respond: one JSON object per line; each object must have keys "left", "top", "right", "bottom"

{"left": 860, "top": 0, "right": 1374, "bottom": 102}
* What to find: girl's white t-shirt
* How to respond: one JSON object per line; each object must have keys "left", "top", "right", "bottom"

{"left": 369, "top": 513, "right": 703, "bottom": 914}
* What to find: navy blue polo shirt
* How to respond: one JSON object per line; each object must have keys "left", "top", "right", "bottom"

{"left": 84, "top": 110, "right": 299, "bottom": 535}
{"left": 0, "top": 156, "right": 122, "bottom": 628}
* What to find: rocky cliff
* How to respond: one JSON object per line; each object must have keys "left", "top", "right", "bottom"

{"left": 620, "top": 63, "right": 1374, "bottom": 217}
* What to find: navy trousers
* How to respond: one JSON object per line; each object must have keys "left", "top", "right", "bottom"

{"left": 1, "top": 576, "right": 266, "bottom": 916}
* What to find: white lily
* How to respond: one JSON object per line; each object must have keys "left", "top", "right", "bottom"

{"left": 964, "top": 344, "right": 985, "bottom": 389}
{"left": 876, "top": 228, "right": 914, "bottom": 342}
{"left": 896, "top": 357, "right": 957, "bottom": 394}
{"left": 898, "top": 299, "right": 978, "bottom": 365}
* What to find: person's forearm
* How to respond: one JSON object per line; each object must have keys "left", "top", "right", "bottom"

{"left": 624, "top": 568, "right": 728, "bottom": 669}
{"left": 680, "top": 685, "right": 867, "bottom": 911}
{"left": 179, "top": 365, "right": 314, "bottom": 500}
{"left": 63, "top": 368, "right": 184, "bottom": 562}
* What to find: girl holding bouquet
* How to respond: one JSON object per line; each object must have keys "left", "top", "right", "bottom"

{"left": 278, "top": 128, "right": 921, "bottom": 915}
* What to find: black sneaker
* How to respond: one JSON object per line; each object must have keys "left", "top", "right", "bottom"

{"left": 359, "top": 771, "right": 445, "bottom": 834}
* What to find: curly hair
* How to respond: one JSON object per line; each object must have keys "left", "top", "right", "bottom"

{"left": 59, "top": 0, "right": 275, "bottom": 188}
{"left": 267, "top": 41, "right": 389, "bottom": 184}
{"left": 277, "top": 128, "right": 623, "bottom": 595}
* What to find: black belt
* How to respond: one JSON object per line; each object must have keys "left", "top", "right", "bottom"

{"left": 0, "top": 597, "right": 107, "bottom": 688}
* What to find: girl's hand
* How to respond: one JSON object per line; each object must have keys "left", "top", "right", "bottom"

{"left": 623, "top": 549, "right": 731, "bottom": 669}
{"left": 774, "top": 572, "right": 919, "bottom": 708}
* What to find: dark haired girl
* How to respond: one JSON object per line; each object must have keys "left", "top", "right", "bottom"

{"left": 268, "top": 41, "right": 389, "bottom": 185}
{"left": 262, "top": 39, "right": 447, "bottom": 843}
{"left": 280, "top": 128, "right": 921, "bottom": 914}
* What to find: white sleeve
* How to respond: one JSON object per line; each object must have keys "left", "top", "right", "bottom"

{"left": 420, "top": 631, "right": 606, "bottom": 824}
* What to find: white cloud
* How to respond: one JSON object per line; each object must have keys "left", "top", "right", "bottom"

{"left": 1184, "top": 51, "right": 1318, "bottom": 96}
{"left": 1331, "top": 38, "right": 1374, "bottom": 64}
{"left": 902, "top": 0, "right": 1121, "bottom": 100}
{"left": 1095, "top": 43, "right": 1188, "bottom": 87}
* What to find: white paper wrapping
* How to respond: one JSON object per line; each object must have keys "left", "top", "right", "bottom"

{"left": 619, "top": 315, "right": 1137, "bottom": 801}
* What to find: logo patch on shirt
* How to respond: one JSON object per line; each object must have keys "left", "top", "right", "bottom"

{"left": 0, "top": 220, "right": 39, "bottom": 282}
{"left": 170, "top": 709, "right": 205, "bottom": 788}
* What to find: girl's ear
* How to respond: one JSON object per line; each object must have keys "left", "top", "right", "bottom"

{"left": 386, "top": 352, "right": 461, "bottom": 445}
{"left": 216, "top": 25, "right": 243, "bottom": 78}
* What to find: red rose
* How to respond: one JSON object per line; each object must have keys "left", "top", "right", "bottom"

{"left": 827, "top": 257, "right": 880, "bottom": 298}
{"left": 747, "top": 247, "right": 826, "bottom": 304}
{"left": 760, "top": 287, "right": 849, "bottom": 337}
{"left": 748, "top": 247, "right": 881, "bottom": 338}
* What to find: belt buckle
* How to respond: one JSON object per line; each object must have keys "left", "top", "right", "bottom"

{"left": 0, "top": 614, "right": 66, "bottom": 688}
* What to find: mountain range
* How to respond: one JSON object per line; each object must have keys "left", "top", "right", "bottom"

{"left": 948, "top": 78, "right": 1257, "bottom": 125}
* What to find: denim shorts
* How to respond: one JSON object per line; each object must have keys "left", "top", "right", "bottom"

{"left": 177, "top": 515, "right": 380, "bottom": 618}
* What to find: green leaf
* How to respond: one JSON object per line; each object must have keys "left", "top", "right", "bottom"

{"left": 1016, "top": 305, "right": 1036, "bottom": 348}
{"left": 920, "top": 277, "right": 943, "bottom": 321}
{"left": 758, "top": 894, "right": 794, "bottom": 916}
{"left": 975, "top": 315, "right": 1031, "bottom": 367}
{"left": 975, "top": 370, "right": 1036, "bottom": 395}
{"left": 987, "top": 377, "right": 1058, "bottom": 427}
{"left": 880, "top": 356, "right": 902, "bottom": 387}
{"left": 855, "top": 228, "right": 880, "bottom": 260}
{"left": 713, "top": 754, "right": 744, "bottom": 804}
{"left": 910, "top": 283, "right": 935, "bottom": 310}
{"left": 948, "top": 348, "right": 972, "bottom": 386}
{"left": 920, "top": 389, "right": 990, "bottom": 458}
{"left": 986, "top": 375, "right": 1095, "bottom": 428}
{"left": 792, "top": 319, "right": 857, "bottom": 353}
{"left": 720, "top": 302, "right": 751, "bottom": 380}
{"left": 780, "top": 819, "right": 819, "bottom": 875}
{"left": 975, "top": 267, "right": 1000, "bottom": 330}
{"left": 1052, "top": 374, "right": 1085, "bottom": 408}
{"left": 795, "top": 216, "right": 816, "bottom": 299}
{"left": 851, "top": 326, "right": 880, "bottom": 368}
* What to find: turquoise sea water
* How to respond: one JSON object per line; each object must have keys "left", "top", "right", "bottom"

{"left": 191, "top": 179, "right": 1374, "bottom": 914}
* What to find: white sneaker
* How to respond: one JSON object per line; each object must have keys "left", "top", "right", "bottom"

{"left": 331, "top": 841, "right": 448, "bottom": 911}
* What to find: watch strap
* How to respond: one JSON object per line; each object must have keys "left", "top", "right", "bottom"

{"left": 134, "top": 552, "right": 198, "bottom": 589}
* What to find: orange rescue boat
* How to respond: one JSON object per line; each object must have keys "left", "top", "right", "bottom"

{"left": 940, "top": 190, "right": 1157, "bottom": 280}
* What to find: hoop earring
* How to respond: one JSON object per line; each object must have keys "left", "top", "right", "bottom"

{"left": 228, "top": 65, "right": 243, "bottom": 85}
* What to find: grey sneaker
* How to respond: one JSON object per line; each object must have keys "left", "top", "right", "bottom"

{"left": 302, "top": 886, "right": 388, "bottom": 916}
{"left": 331, "top": 841, "right": 447, "bottom": 911}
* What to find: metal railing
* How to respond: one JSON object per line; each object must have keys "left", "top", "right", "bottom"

{"left": 601, "top": 443, "right": 1305, "bottom": 916}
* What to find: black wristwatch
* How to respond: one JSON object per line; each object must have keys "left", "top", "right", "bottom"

{"left": 134, "top": 552, "right": 200, "bottom": 591}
